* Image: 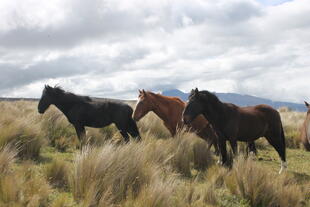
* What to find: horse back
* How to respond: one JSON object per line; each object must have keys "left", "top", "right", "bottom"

{"left": 69, "top": 100, "right": 133, "bottom": 128}
{"left": 234, "top": 104, "right": 281, "bottom": 140}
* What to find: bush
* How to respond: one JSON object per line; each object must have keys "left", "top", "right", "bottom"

{"left": 225, "top": 156, "right": 305, "bottom": 207}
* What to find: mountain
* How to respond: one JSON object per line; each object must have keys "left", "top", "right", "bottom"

{"left": 162, "top": 89, "right": 306, "bottom": 112}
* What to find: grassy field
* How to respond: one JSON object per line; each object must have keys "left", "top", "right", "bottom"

{"left": 0, "top": 101, "right": 309, "bottom": 207}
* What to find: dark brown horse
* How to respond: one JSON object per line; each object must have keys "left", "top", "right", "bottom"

{"left": 300, "top": 101, "right": 310, "bottom": 151}
{"left": 183, "top": 88, "right": 287, "bottom": 173}
{"left": 133, "top": 90, "right": 219, "bottom": 152}
{"left": 38, "top": 85, "right": 141, "bottom": 145}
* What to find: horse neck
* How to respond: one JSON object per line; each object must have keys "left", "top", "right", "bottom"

{"left": 150, "top": 94, "right": 183, "bottom": 123}
{"left": 202, "top": 98, "right": 226, "bottom": 127}
{"left": 53, "top": 95, "right": 76, "bottom": 116}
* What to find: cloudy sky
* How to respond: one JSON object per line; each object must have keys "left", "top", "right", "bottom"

{"left": 0, "top": 0, "right": 309, "bottom": 102}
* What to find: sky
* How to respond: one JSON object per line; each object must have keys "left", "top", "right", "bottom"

{"left": 0, "top": 0, "right": 309, "bottom": 103}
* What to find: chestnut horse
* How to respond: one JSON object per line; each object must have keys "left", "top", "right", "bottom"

{"left": 183, "top": 88, "right": 287, "bottom": 174}
{"left": 300, "top": 101, "right": 310, "bottom": 151}
{"left": 133, "top": 90, "right": 219, "bottom": 152}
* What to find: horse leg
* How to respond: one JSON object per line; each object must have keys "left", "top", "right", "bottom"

{"left": 217, "top": 132, "right": 228, "bottom": 166}
{"left": 74, "top": 125, "right": 86, "bottom": 149}
{"left": 229, "top": 139, "right": 238, "bottom": 155}
{"left": 265, "top": 129, "right": 286, "bottom": 174}
{"left": 247, "top": 141, "right": 257, "bottom": 156}
{"left": 120, "top": 130, "right": 130, "bottom": 143}
{"left": 127, "top": 118, "right": 141, "bottom": 141}
{"left": 115, "top": 122, "right": 130, "bottom": 143}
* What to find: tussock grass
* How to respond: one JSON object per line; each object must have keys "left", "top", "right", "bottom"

{"left": 0, "top": 102, "right": 46, "bottom": 159}
{"left": 0, "top": 101, "right": 309, "bottom": 206}
{"left": 0, "top": 145, "right": 17, "bottom": 174}
{"left": 225, "top": 156, "right": 305, "bottom": 207}
{"left": 137, "top": 112, "right": 171, "bottom": 138}
{"left": 44, "top": 158, "right": 70, "bottom": 189}
{"left": 71, "top": 144, "right": 157, "bottom": 205}
{"left": 50, "top": 193, "right": 74, "bottom": 207}
{"left": 0, "top": 148, "right": 52, "bottom": 206}
{"left": 70, "top": 131, "right": 215, "bottom": 205}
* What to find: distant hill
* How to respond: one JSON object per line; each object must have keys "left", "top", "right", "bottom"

{"left": 162, "top": 89, "right": 306, "bottom": 112}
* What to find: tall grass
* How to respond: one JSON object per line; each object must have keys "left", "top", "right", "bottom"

{"left": 0, "top": 146, "right": 52, "bottom": 206}
{"left": 279, "top": 108, "right": 305, "bottom": 149}
{"left": 70, "top": 131, "right": 215, "bottom": 206}
{"left": 0, "top": 102, "right": 46, "bottom": 159}
{"left": 0, "top": 145, "right": 16, "bottom": 174}
{"left": 44, "top": 157, "right": 70, "bottom": 189}
{"left": 225, "top": 156, "right": 305, "bottom": 207}
{"left": 0, "top": 101, "right": 309, "bottom": 206}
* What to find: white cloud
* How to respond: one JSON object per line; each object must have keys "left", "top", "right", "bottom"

{"left": 0, "top": 0, "right": 309, "bottom": 103}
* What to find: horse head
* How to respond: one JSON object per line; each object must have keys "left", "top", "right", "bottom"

{"left": 38, "top": 85, "right": 55, "bottom": 114}
{"left": 183, "top": 88, "right": 204, "bottom": 125}
{"left": 133, "top": 89, "right": 153, "bottom": 121}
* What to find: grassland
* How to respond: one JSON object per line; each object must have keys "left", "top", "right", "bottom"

{"left": 0, "top": 101, "right": 309, "bottom": 207}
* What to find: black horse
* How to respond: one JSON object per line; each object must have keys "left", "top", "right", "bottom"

{"left": 183, "top": 88, "right": 287, "bottom": 174}
{"left": 38, "top": 85, "right": 141, "bottom": 144}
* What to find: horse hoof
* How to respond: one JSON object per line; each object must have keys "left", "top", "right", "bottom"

{"left": 279, "top": 161, "right": 287, "bottom": 174}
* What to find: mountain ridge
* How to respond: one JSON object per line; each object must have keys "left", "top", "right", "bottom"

{"left": 162, "top": 89, "right": 306, "bottom": 112}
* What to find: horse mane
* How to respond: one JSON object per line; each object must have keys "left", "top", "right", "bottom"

{"left": 146, "top": 91, "right": 185, "bottom": 105}
{"left": 46, "top": 85, "right": 92, "bottom": 103}
{"left": 197, "top": 90, "right": 221, "bottom": 105}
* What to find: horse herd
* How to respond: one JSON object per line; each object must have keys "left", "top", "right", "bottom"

{"left": 38, "top": 85, "right": 310, "bottom": 174}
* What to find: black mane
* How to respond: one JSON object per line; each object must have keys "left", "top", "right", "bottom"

{"left": 45, "top": 85, "right": 91, "bottom": 103}
{"left": 190, "top": 89, "right": 221, "bottom": 106}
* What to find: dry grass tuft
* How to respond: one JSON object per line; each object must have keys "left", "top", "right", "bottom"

{"left": 44, "top": 158, "right": 70, "bottom": 189}
{"left": 70, "top": 144, "right": 157, "bottom": 205}
{"left": 0, "top": 102, "right": 46, "bottom": 159}
{"left": 0, "top": 145, "right": 17, "bottom": 174}
{"left": 225, "top": 156, "right": 305, "bottom": 207}
{"left": 0, "top": 151, "right": 51, "bottom": 206}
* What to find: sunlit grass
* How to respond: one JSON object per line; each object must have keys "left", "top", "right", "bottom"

{"left": 0, "top": 101, "right": 308, "bottom": 206}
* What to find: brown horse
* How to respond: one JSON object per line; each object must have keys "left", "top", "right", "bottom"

{"left": 183, "top": 88, "right": 287, "bottom": 173}
{"left": 133, "top": 90, "right": 219, "bottom": 152}
{"left": 300, "top": 101, "right": 310, "bottom": 151}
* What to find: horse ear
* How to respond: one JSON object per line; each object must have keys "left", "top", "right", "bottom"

{"left": 305, "top": 101, "right": 309, "bottom": 108}
{"left": 142, "top": 89, "right": 146, "bottom": 95}
{"left": 138, "top": 89, "right": 142, "bottom": 94}
{"left": 194, "top": 88, "right": 199, "bottom": 95}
